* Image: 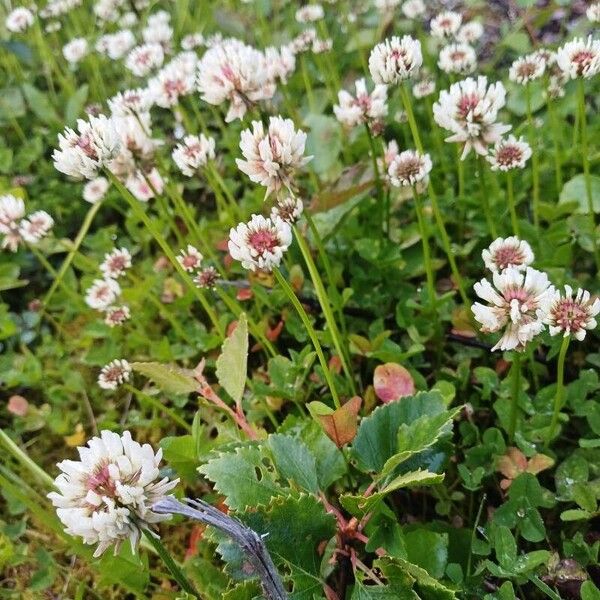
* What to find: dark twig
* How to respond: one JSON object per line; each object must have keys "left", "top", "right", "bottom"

{"left": 153, "top": 496, "right": 288, "bottom": 600}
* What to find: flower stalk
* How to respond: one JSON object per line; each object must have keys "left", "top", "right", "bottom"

{"left": 545, "top": 336, "right": 570, "bottom": 450}
{"left": 508, "top": 352, "right": 521, "bottom": 443}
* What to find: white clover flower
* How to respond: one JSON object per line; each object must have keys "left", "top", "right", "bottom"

{"left": 100, "top": 248, "right": 132, "bottom": 279}
{"left": 545, "top": 286, "right": 600, "bottom": 341}
{"left": 438, "top": 43, "right": 476, "bottom": 74}
{"left": 109, "top": 114, "right": 159, "bottom": 180}
{"left": 197, "top": 39, "right": 275, "bottom": 122}
{"left": 181, "top": 33, "right": 205, "bottom": 50}
{"left": 291, "top": 28, "right": 317, "bottom": 53}
{"left": 193, "top": 266, "right": 219, "bottom": 290}
{"left": 148, "top": 52, "right": 197, "bottom": 108}
{"left": 236, "top": 117, "right": 312, "bottom": 195}
{"left": 265, "top": 45, "right": 296, "bottom": 84}
{"left": 430, "top": 11, "right": 462, "bottom": 39}
{"left": 119, "top": 12, "right": 137, "bottom": 27}
{"left": 108, "top": 89, "right": 153, "bottom": 117}
{"left": 104, "top": 305, "right": 131, "bottom": 327}
{"left": 295, "top": 4, "right": 324, "bottom": 23}
{"left": 508, "top": 54, "right": 546, "bottom": 84}
{"left": 63, "top": 38, "right": 88, "bottom": 64}
{"left": 369, "top": 36, "right": 423, "bottom": 84}
{"left": 0, "top": 194, "right": 26, "bottom": 252}
{"left": 456, "top": 21, "right": 484, "bottom": 44}
{"left": 433, "top": 76, "right": 511, "bottom": 159}
{"left": 380, "top": 139, "right": 400, "bottom": 174}
{"left": 312, "top": 38, "right": 333, "bottom": 54}
{"left": 6, "top": 7, "right": 34, "bottom": 33}
{"left": 472, "top": 267, "right": 555, "bottom": 352}
{"left": 83, "top": 177, "right": 110, "bottom": 203}
{"left": 270, "top": 196, "right": 304, "bottom": 224}
{"left": 413, "top": 78, "right": 436, "bottom": 98}
{"left": 45, "top": 21, "right": 61, "bottom": 33}
{"left": 556, "top": 36, "right": 600, "bottom": 79}
{"left": 125, "top": 168, "right": 163, "bottom": 202}
{"left": 228, "top": 215, "right": 292, "bottom": 272}
{"left": 387, "top": 150, "right": 432, "bottom": 187}
{"left": 19, "top": 211, "right": 54, "bottom": 244}
{"left": 487, "top": 135, "right": 532, "bottom": 171}
{"left": 96, "top": 30, "right": 136, "bottom": 60}
{"left": 402, "top": 0, "right": 425, "bottom": 19}
{"left": 94, "top": 0, "right": 123, "bottom": 22}
{"left": 588, "top": 3, "right": 600, "bottom": 22}
{"left": 177, "top": 244, "right": 203, "bottom": 272}
{"left": 333, "top": 78, "right": 388, "bottom": 128}
{"left": 142, "top": 20, "right": 173, "bottom": 51}
{"left": 47, "top": 429, "right": 178, "bottom": 557}
{"left": 375, "top": 0, "right": 400, "bottom": 13}
{"left": 172, "top": 134, "right": 215, "bottom": 176}
{"left": 482, "top": 237, "right": 534, "bottom": 273}
{"left": 85, "top": 278, "right": 121, "bottom": 311}
{"left": 53, "top": 115, "right": 121, "bottom": 181}
{"left": 125, "top": 43, "right": 164, "bottom": 77}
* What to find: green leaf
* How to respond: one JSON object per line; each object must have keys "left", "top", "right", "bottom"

{"left": 216, "top": 313, "right": 248, "bottom": 405}
{"left": 340, "top": 470, "right": 444, "bottom": 517}
{"left": 160, "top": 435, "right": 198, "bottom": 481}
{"left": 560, "top": 509, "right": 593, "bottom": 521}
{"left": 130, "top": 361, "right": 197, "bottom": 395}
{"left": 559, "top": 175, "right": 600, "bottom": 214}
{"left": 64, "top": 84, "right": 89, "bottom": 125}
{"left": 199, "top": 445, "right": 284, "bottom": 510}
{"left": 581, "top": 581, "right": 600, "bottom": 600}
{"left": 267, "top": 433, "right": 319, "bottom": 494}
{"left": 304, "top": 114, "right": 342, "bottom": 175}
{"left": 404, "top": 529, "right": 448, "bottom": 579}
{"left": 494, "top": 526, "right": 517, "bottom": 571}
{"left": 351, "top": 391, "right": 446, "bottom": 472}
{"left": 242, "top": 493, "right": 336, "bottom": 598}
{"left": 22, "top": 83, "right": 60, "bottom": 125}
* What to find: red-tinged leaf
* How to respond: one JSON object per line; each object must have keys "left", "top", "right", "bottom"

{"left": 7, "top": 395, "right": 28, "bottom": 416}
{"left": 329, "top": 355, "right": 342, "bottom": 374}
{"left": 373, "top": 363, "right": 415, "bottom": 403}
{"left": 497, "top": 447, "right": 528, "bottom": 480}
{"left": 236, "top": 288, "right": 253, "bottom": 301}
{"left": 308, "top": 396, "right": 362, "bottom": 448}
{"left": 185, "top": 524, "right": 205, "bottom": 560}
{"left": 266, "top": 319, "right": 284, "bottom": 342}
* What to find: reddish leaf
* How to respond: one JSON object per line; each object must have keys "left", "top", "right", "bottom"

{"left": 373, "top": 363, "right": 415, "bottom": 403}
{"left": 309, "top": 396, "right": 362, "bottom": 448}
{"left": 7, "top": 395, "right": 29, "bottom": 416}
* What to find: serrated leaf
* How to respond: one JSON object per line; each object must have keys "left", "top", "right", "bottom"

{"left": 340, "top": 470, "right": 444, "bottom": 517}
{"left": 351, "top": 391, "right": 446, "bottom": 473}
{"left": 216, "top": 314, "right": 248, "bottom": 405}
{"left": 241, "top": 493, "right": 336, "bottom": 598}
{"left": 130, "top": 361, "right": 197, "bottom": 395}
{"left": 267, "top": 434, "right": 319, "bottom": 494}
{"left": 199, "top": 446, "right": 284, "bottom": 510}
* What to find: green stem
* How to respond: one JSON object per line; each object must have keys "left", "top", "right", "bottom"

{"left": 525, "top": 83, "right": 540, "bottom": 231}
{"left": 0, "top": 429, "right": 54, "bottom": 488}
{"left": 411, "top": 186, "right": 436, "bottom": 310}
{"left": 577, "top": 79, "right": 599, "bottom": 271}
{"left": 506, "top": 171, "right": 520, "bottom": 236}
{"left": 29, "top": 245, "right": 81, "bottom": 304}
{"left": 508, "top": 353, "right": 522, "bottom": 443}
{"left": 364, "top": 122, "right": 385, "bottom": 236}
{"left": 293, "top": 224, "right": 355, "bottom": 394}
{"left": 399, "top": 84, "right": 469, "bottom": 306}
{"left": 43, "top": 201, "right": 102, "bottom": 309}
{"left": 273, "top": 268, "right": 341, "bottom": 408}
{"left": 301, "top": 55, "right": 317, "bottom": 113}
{"left": 546, "top": 94, "right": 563, "bottom": 194}
{"left": 143, "top": 530, "right": 200, "bottom": 598}
{"left": 107, "top": 171, "right": 224, "bottom": 339}
{"left": 476, "top": 156, "right": 498, "bottom": 239}
{"left": 545, "top": 336, "right": 570, "bottom": 450}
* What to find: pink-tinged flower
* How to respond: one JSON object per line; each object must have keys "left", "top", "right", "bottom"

{"left": 5, "top": 7, "right": 34, "bottom": 33}
{"left": 228, "top": 214, "right": 292, "bottom": 272}
{"left": 545, "top": 286, "right": 600, "bottom": 341}
{"left": 53, "top": 115, "right": 121, "bottom": 180}
{"left": 148, "top": 52, "right": 197, "bottom": 108}
{"left": 369, "top": 36, "right": 423, "bottom": 84}
{"left": 456, "top": 22, "right": 484, "bottom": 44}
{"left": 108, "top": 89, "right": 153, "bottom": 117}
{"left": 387, "top": 150, "right": 432, "bottom": 187}
{"left": 19, "top": 211, "right": 54, "bottom": 243}
{"left": 472, "top": 267, "right": 555, "bottom": 352}
{"left": 556, "top": 36, "right": 600, "bottom": 79}
{"left": 98, "top": 359, "right": 131, "bottom": 390}
{"left": 433, "top": 76, "right": 511, "bottom": 159}
{"left": 83, "top": 177, "right": 110, "bottom": 203}
{"left": 197, "top": 39, "right": 275, "bottom": 122}
{"left": 291, "top": 28, "right": 317, "bottom": 53}
{"left": 85, "top": 278, "right": 121, "bottom": 311}
{"left": 438, "top": 43, "right": 476, "bottom": 75}
{"left": 333, "top": 78, "right": 388, "bottom": 129}
{"left": 402, "top": 0, "right": 426, "bottom": 19}
{"left": 47, "top": 429, "right": 178, "bottom": 557}
{"left": 177, "top": 245, "right": 203, "bottom": 272}
{"left": 508, "top": 54, "right": 546, "bottom": 84}
{"left": 0, "top": 195, "right": 26, "bottom": 233}
{"left": 172, "top": 134, "right": 215, "bottom": 176}
{"left": 482, "top": 237, "right": 534, "bottom": 273}
{"left": 588, "top": 3, "right": 600, "bottom": 22}
{"left": 430, "top": 11, "right": 462, "bottom": 39}
{"left": 413, "top": 78, "right": 436, "bottom": 98}
{"left": 181, "top": 32, "right": 205, "bottom": 50}
{"left": 95, "top": 30, "right": 136, "bottom": 60}
{"left": 295, "top": 4, "right": 324, "bottom": 23}
{"left": 63, "top": 38, "right": 88, "bottom": 64}
{"left": 100, "top": 248, "right": 132, "bottom": 279}
{"left": 265, "top": 45, "right": 296, "bottom": 84}
{"left": 125, "top": 168, "right": 163, "bottom": 202}
{"left": 104, "top": 305, "right": 131, "bottom": 327}
{"left": 270, "top": 196, "right": 304, "bottom": 224}
{"left": 193, "top": 266, "right": 219, "bottom": 289}
{"left": 312, "top": 38, "right": 333, "bottom": 54}
{"left": 125, "top": 43, "right": 164, "bottom": 77}
{"left": 487, "top": 135, "right": 532, "bottom": 171}
{"left": 236, "top": 117, "right": 312, "bottom": 195}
